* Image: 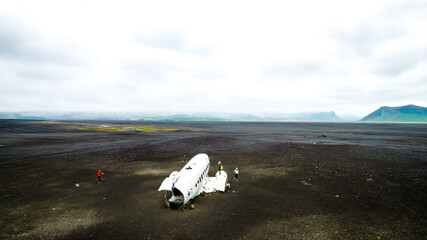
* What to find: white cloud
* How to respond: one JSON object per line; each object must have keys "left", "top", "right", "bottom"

{"left": 0, "top": 0, "right": 426, "bottom": 116}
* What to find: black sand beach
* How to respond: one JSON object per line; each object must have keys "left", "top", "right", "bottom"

{"left": 0, "top": 120, "right": 426, "bottom": 240}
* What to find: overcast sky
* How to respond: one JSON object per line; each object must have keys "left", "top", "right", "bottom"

{"left": 1, "top": 0, "right": 426, "bottom": 116}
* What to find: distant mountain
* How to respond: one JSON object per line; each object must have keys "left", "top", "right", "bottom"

{"left": 258, "top": 111, "right": 342, "bottom": 121}
{"left": 0, "top": 112, "right": 140, "bottom": 121}
{"left": 0, "top": 112, "right": 230, "bottom": 121}
{"left": 303, "top": 111, "right": 342, "bottom": 121}
{"left": 361, "top": 105, "right": 427, "bottom": 122}
{"left": 0, "top": 111, "right": 344, "bottom": 121}
{"left": 140, "top": 115, "right": 227, "bottom": 121}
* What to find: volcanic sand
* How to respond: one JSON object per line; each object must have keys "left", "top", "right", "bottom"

{"left": 0, "top": 120, "right": 426, "bottom": 240}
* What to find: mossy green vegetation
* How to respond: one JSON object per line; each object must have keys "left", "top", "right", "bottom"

{"left": 39, "top": 121, "right": 181, "bottom": 132}
{"left": 74, "top": 124, "right": 180, "bottom": 132}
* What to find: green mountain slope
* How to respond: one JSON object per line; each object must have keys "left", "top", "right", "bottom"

{"left": 361, "top": 105, "right": 427, "bottom": 122}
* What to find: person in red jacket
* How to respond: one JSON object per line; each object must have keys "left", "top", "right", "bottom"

{"left": 98, "top": 169, "right": 102, "bottom": 183}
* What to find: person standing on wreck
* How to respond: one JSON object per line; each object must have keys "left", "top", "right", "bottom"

{"left": 217, "top": 161, "right": 223, "bottom": 175}
{"left": 97, "top": 169, "right": 102, "bottom": 183}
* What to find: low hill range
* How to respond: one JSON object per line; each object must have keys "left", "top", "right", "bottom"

{"left": 0, "top": 105, "right": 425, "bottom": 122}
{"left": 361, "top": 104, "right": 427, "bottom": 122}
{"left": 0, "top": 111, "right": 344, "bottom": 121}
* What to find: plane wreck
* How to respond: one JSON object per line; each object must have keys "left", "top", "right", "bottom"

{"left": 158, "top": 153, "right": 230, "bottom": 208}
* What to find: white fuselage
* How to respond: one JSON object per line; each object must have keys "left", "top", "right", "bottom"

{"left": 167, "top": 154, "right": 210, "bottom": 207}
{"left": 158, "top": 153, "right": 229, "bottom": 208}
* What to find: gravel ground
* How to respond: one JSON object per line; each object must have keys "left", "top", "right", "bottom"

{"left": 0, "top": 120, "right": 426, "bottom": 240}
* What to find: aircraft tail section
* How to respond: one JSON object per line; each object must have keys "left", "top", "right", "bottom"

{"left": 158, "top": 171, "right": 179, "bottom": 191}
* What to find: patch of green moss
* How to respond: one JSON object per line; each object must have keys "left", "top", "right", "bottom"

{"left": 39, "top": 121, "right": 182, "bottom": 132}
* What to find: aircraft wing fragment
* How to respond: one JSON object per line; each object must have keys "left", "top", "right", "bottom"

{"left": 203, "top": 171, "right": 229, "bottom": 193}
